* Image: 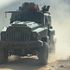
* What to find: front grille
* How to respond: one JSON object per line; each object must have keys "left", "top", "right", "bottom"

{"left": 6, "top": 27, "right": 32, "bottom": 41}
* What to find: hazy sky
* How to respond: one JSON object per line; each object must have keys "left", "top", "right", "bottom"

{"left": 0, "top": 0, "right": 70, "bottom": 7}
{"left": 0, "top": 0, "right": 15, "bottom": 8}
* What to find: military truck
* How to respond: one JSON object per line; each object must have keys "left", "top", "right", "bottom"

{"left": 0, "top": 2, "right": 55, "bottom": 65}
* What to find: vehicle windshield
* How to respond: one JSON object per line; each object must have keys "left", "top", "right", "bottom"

{"left": 10, "top": 11, "right": 44, "bottom": 24}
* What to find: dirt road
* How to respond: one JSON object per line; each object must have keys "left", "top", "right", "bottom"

{"left": 0, "top": 56, "right": 53, "bottom": 70}
{"left": 0, "top": 56, "right": 70, "bottom": 70}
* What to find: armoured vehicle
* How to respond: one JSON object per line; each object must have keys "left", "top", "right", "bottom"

{"left": 0, "top": 2, "right": 55, "bottom": 65}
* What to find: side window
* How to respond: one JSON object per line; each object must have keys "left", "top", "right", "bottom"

{"left": 47, "top": 16, "right": 51, "bottom": 26}
{"left": 45, "top": 15, "right": 51, "bottom": 26}
{"left": 45, "top": 16, "right": 48, "bottom": 26}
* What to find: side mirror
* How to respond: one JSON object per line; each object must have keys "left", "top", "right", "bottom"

{"left": 49, "top": 28, "right": 55, "bottom": 35}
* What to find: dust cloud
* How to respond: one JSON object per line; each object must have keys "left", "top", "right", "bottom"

{"left": 52, "top": 0, "right": 70, "bottom": 60}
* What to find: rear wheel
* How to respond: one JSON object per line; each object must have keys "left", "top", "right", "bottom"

{"left": 38, "top": 42, "right": 48, "bottom": 65}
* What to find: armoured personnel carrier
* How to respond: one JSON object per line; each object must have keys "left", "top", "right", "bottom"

{"left": 0, "top": 2, "right": 55, "bottom": 65}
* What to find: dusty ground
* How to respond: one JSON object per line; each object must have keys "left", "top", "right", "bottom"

{"left": 0, "top": 56, "right": 70, "bottom": 70}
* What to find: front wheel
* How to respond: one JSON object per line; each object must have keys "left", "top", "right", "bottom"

{"left": 38, "top": 42, "right": 48, "bottom": 65}
{"left": 0, "top": 47, "right": 8, "bottom": 64}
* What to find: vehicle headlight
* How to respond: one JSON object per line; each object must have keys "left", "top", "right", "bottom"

{"left": 32, "top": 32, "right": 38, "bottom": 39}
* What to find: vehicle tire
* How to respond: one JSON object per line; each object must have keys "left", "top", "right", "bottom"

{"left": 0, "top": 47, "right": 8, "bottom": 64}
{"left": 38, "top": 42, "right": 48, "bottom": 65}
